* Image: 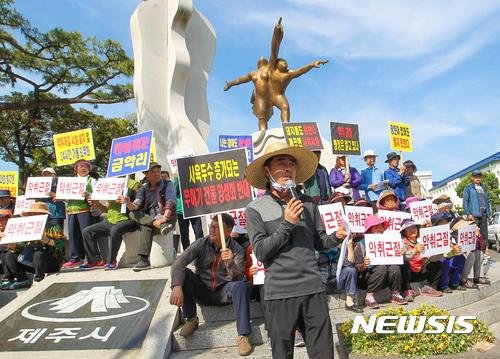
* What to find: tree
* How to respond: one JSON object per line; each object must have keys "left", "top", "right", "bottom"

{"left": 0, "top": 0, "right": 133, "bottom": 119}
{"left": 455, "top": 172, "right": 500, "bottom": 212}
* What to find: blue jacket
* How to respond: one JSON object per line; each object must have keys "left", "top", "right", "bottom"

{"left": 463, "top": 183, "right": 491, "bottom": 217}
{"left": 384, "top": 166, "right": 410, "bottom": 202}
{"left": 360, "top": 166, "right": 385, "bottom": 202}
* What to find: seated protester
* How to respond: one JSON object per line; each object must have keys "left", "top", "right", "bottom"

{"left": 376, "top": 190, "right": 400, "bottom": 211}
{"left": 403, "top": 196, "right": 421, "bottom": 213}
{"left": 433, "top": 195, "right": 456, "bottom": 220}
{"left": 354, "top": 215, "right": 408, "bottom": 309}
{"left": 80, "top": 178, "right": 141, "bottom": 270}
{"left": 39, "top": 167, "right": 66, "bottom": 232}
{"left": 451, "top": 218, "right": 490, "bottom": 288}
{"left": 400, "top": 219, "right": 443, "bottom": 297}
{"left": 169, "top": 214, "right": 252, "bottom": 356}
{"left": 0, "top": 209, "right": 13, "bottom": 276}
{"left": 2, "top": 202, "right": 64, "bottom": 289}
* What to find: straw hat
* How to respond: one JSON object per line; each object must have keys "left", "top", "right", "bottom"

{"left": 21, "top": 202, "right": 50, "bottom": 216}
{"left": 245, "top": 142, "right": 318, "bottom": 189}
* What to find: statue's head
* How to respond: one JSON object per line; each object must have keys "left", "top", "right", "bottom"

{"left": 277, "top": 58, "right": 288, "bottom": 71}
{"left": 257, "top": 56, "right": 268, "bottom": 68}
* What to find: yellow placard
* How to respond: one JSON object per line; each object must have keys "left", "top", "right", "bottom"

{"left": 53, "top": 128, "right": 95, "bottom": 166}
{"left": 150, "top": 137, "right": 156, "bottom": 162}
{"left": 0, "top": 171, "right": 18, "bottom": 197}
{"left": 388, "top": 121, "right": 412, "bottom": 152}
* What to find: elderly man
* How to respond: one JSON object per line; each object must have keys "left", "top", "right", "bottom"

{"left": 245, "top": 142, "right": 338, "bottom": 359}
{"left": 463, "top": 170, "right": 491, "bottom": 243}
{"left": 360, "top": 149, "right": 387, "bottom": 205}
{"left": 0, "top": 190, "right": 15, "bottom": 212}
{"left": 122, "top": 162, "right": 176, "bottom": 271}
{"left": 169, "top": 214, "right": 251, "bottom": 356}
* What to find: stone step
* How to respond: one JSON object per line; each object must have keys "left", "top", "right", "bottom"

{"left": 169, "top": 343, "right": 309, "bottom": 359}
{"left": 450, "top": 291, "right": 500, "bottom": 325}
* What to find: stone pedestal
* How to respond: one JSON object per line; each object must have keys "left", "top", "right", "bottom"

{"left": 117, "top": 231, "right": 176, "bottom": 267}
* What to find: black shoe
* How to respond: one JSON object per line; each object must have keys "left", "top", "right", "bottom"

{"left": 474, "top": 277, "right": 491, "bottom": 285}
{"left": 345, "top": 304, "right": 364, "bottom": 313}
{"left": 441, "top": 288, "right": 453, "bottom": 294}
{"left": 450, "top": 285, "right": 467, "bottom": 291}
{"left": 160, "top": 222, "right": 175, "bottom": 235}
{"left": 133, "top": 258, "right": 151, "bottom": 272}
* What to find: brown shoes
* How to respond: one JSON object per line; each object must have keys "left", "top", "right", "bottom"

{"left": 179, "top": 316, "right": 199, "bottom": 337}
{"left": 237, "top": 335, "right": 252, "bottom": 356}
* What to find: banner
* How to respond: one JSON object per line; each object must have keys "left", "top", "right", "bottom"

{"left": 55, "top": 177, "right": 87, "bottom": 200}
{"left": 53, "top": 128, "right": 95, "bottom": 166}
{"left": 457, "top": 224, "right": 477, "bottom": 253}
{"left": 219, "top": 135, "right": 254, "bottom": 162}
{"left": 344, "top": 205, "right": 373, "bottom": 233}
{"left": 410, "top": 199, "right": 438, "bottom": 225}
{"left": 0, "top": 170, "right": 18, "bottom": 197}
{"left": 318, "top": 202, "right": 345, "bottom": 234}
{"left": 25, "top": 177, "right": 53, "bottom": 198}
{"left": 1, "top": 215, "right": 48, "bottom": 244}
{"left": 388, "top": 121, "right": 412, "bottom": 152}
{"left": 150, "top": 137, "right": 156, "bottom": 162}
{"left": 330, "top": 122, "right": 361, "bottom": 155}
{"left": 91, "top": 178, "right": 126, "bottom": 201}
{"left": 251, "top": 252, "right": 265, "bottom": 285}
{"left": 377, "top": 210, "right": 411, "bottom": 232}
{"left": 167, "top": 150, "right": 194, "bottom": 174}
{"left": 13, "top": 195, "right": 35, "bottom": 216}
{"left": 365, "top": 232, "right": 403, "bottom": 265}
{"left": 207, "top": 207, "right": 247, "bottom": 234}
{"left": 107, "top": 131, "right": 153, "bottom": 177}
{"left": 418, "top": 224, "right": 450, "bottom": 257}
{"left": 282, "top": 122, "right": 323, "bottom": 150}
{"left": 178, "top": 148, "right": 253, "bottom": 218}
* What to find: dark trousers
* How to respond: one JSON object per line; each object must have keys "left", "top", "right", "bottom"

{"left": 82, "top": 219, "right": 139, "bottom": 263}
{"left": 67, "top": 212, "right": 94, "bottom": 261}
{"left": 475, "top": 209, "right": 488, "bottom": 244}
{"left": 266, "top": 292, "right": 333, "bottom": 359}
{"left": 358, "top": 265, "right": 405, "bottom": 293}
{"left": 2, "top": 247, "right": 60, "bottom": 281}
{"left": 182, "top": 268, "right": 251, "bottom": 336}
{"left": 177, "top": 214, "right": 204, "bottom": 251}
{"left": 409, "top": 261, "right": 443, "bottom": 289}
{"left": 130, "top": 211, "right": 176, "bottom": 258}
{"left": 439, "top": 255, "right": 466, "bottom": 289}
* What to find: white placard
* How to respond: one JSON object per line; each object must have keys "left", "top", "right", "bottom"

{"left": 318, "top": 202, "right": 345, "bottom": 234}
{"left": 344, "top": 205, "right": 373, "bottom": 233}
{"left": 417, "top": 224, "right": 450, "bottom": 257}
{"left": 365, "top": 232, "right": 404, "bottom": 265}
{"left": 167, "top": 149, "right": 194, "bottom": 174}
{"left": 13, "top": 195, "right": 35, "bottom": 216}
{"left": 336, "top": 215, "right": 352, "bottom": 280}
{"left": 55, "top": 177, "right": 87, "bottom": 200}
{"left": 409, "top": 199, "right": 438, "bottom": 225}
{"left": 206, "top": 208, "right": 247, "bottom": 234}
{"left": 1, "top": 215, "right": 48, "bottom": 244}
{"left": 25, "top": 177, "right": 53, "bottom": 198}
{"left": 91, "top": 177, "right": 126, "bottom": 200}
{"left": 251, "top": 252, "right": 265, "bottom": 285}
{"left": 377, "top": 210, "right": 411, "bottom": 232}
{"left": 457, "top": 224, "right": 478, "bottom": 253}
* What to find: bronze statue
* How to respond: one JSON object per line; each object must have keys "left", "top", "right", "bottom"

{"left": 224, "top": 18, "right": 327, "bottom": 130}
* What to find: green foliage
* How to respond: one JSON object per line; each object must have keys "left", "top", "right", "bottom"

{"left": 340, "top": 304, "right": 494, "bottom": 357}
{"left": 455, "top": 172, "right": 500, "bottom": 211}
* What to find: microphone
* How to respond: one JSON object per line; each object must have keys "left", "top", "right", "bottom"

{"left": 284, "top": 179, "right": 304, "bottom": 221}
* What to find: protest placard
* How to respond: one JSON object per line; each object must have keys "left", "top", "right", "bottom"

{"left": 53, "top": 128, "right": 95, "bottom": 166}
{"left": 251, "top": 252, "right": 265, "bottom": 285}
{"left": 457, "top": 224, "right": 477, "bottom": 253}
{"left": 418, "top": 224, "right": 450, "bottom": 257}
{"left": 13, "top": 195, "right": 35, "bottom": 216}
{"left": 25, "top": 177, "right": 53, "bottom": 198}
{"left": 91, "top": 177, "right": 126, "bottom": 201}
{"left": 1, "top": 215, "right": 48, "bottom": 244}
{"left": 167, "top": 150, "right": 195, "bottom": 174}
{"left": 336, "top": 215, "right": 352, "bottom": 280}
{"left": 377, "top": 210, "right": 411, "bottom": 232}
{"left": 207, "top": 207, "right": 247, "bottom": 234}
{"left": 345, "top": 205, "right": 373, "bottom": 233}
{"left": 365, "top": 232, "right": 404, "bottom": 265}
{"left": 282, "top": 122, "right": 323, "bottom": 150}
{"left": 219, "top": 135, "right": 254, "bottom": 162}
{"left": 410, "top": 199, "right": 438, "bottom": 225}
{"left": 55, "top": 177, "right": 87, "bottom": 200}
{"left": 388, "top": 121, "right": 412, "bottom": 152}
{"left": 178, "top": 148, "right": 252, "bottom": 218}
{"left": 330, "top": 122, "right": 361, "bottom": 155}
{"left": 106, "top": 131, "right": 153, "bottom": 177}
{"left": 318, "top": 202, "right": 345, "bottom": 234}
{"left": 0, "top": 170, "right": 18, "bottom": 197}
{"left": 150, "top": 137, "right": 156, "bottom": 162}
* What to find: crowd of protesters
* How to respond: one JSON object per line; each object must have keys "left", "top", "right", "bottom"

{"left": 0, "top": 144, "right": 494, "bottom": 358}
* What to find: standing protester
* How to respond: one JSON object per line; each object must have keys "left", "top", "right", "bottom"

{"left": 360, "top": 149, "right": 387, "bottom": 206}
{"left": 0, "top": 190, "right": 15, "bottom": 212}
{"left": 384, "top": 152, "right": 410, "bottom": 203}
{"left": 39, "top": 167, "right": 66, "bottom": 233}
{"left": 463, "top": 170, "right": 491, "bottom": 243}
{"left": 245, "top": 142, "right": 336, "bottom": 359}
{"left": 123, "top": 162, "right": 176, "bottom": 271}
{"left": 302, "top": 150, "right": 331, "bottom": 204}
{"left": 329, "top": 155, "right": 362, "bottom": 202}
{"left": 403, "top": 160, "right": 424, "bottom": 198}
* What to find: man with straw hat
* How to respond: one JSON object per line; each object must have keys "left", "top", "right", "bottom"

{"left": 246, "top": 142, "right": 339, "bottom": 358}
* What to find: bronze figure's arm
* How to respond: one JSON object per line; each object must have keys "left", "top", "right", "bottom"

{"left": 288, "top": 60, "right": 328, "bottom": 79}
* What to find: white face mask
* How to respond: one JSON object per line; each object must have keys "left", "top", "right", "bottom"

{"left": 265, "top": 167, "right": 287, "bottom": 192}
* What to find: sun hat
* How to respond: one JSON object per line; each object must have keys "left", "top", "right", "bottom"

{"left": 363, "top": 149, "right": 377, "bottom": 159}
{"left": 330, "top": 190, "right": 352, "bottom": 204}
{"left": 21, "top": 202, "right": 50, "bottom": 216}
{"left": 364, "top": 214, "right": 390, "bottom": 233}
{"left": 354, "top": 198, "right": 372, "bottom": 207}
{"left": 399, "top": 218, "right": 419, "bottom": 234}
{"left": 403, "top": 160, "right": 417, "bottom": 171}
{"left": 41, "top": 167, "right": 56, "bottom": 175}
{"left": 73, "top": 159, "right": 92, "bottom": 172}
{"left": 384, "top": 152, "right": 401, "bottom": 163}
{"left": 245, "top": 142, "right": 318, "bottom": 189}
{"left": 377, "top": 190, "right": 400, "bottom": 208}
{"left": 430, "top": 212, "right": 453, "bottom": 226}
{"left": 0, "top": 189, "right": 12, "bottom": 198}
{"left": 404, "top": 196, "right": 421, "bottom": 210}
{"left": 471, "top": 170, "right": 482, "bottom": 177}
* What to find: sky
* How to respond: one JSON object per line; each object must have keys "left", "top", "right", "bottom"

{"left": 2, "top": 0, "right": 500, "bottom": 182}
